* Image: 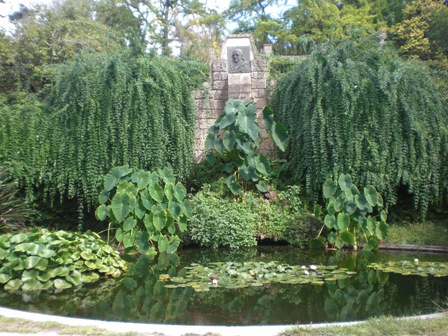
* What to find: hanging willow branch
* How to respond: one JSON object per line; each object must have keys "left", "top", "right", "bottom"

{"left": 272, "top": 38, "right": 448, "bottom": 217}
{"left": 0, "top": 52, "right": 202, "bottom": 220}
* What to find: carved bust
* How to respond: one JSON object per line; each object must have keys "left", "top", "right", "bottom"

{"left": 229, "top": 48, "right": 250, "bottom": 73}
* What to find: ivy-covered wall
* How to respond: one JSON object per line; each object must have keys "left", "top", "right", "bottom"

{"left": 272, "top": 39, "right": 448, "bottom": 217}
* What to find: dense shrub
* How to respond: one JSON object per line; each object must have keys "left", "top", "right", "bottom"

{"left": 188, "top": 185, "right": 317, "bottom": 249}
{"left": 272, "top": 38, "right": 448, "bottom": 217}
{"left": 0, "top": 52, "right": 204, "bottom": 224}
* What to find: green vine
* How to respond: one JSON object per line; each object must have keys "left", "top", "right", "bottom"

{"left": 272, "top": 39, "right": 448, "bottom": 217}
{"left": 0, "top": 53, "right": 202, "bottom": 224}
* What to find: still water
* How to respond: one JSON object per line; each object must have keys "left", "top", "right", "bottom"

{"left": 0, "top": 246, "right": 447, "bottom": 325}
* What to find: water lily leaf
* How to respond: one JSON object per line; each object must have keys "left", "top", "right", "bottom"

{"left": 21, "top": 269, "right": 39, "bottom": 282}
{"left": 10, "top": 233, "right": 27, "bottom": 243}
{"left": 5, "top": 279, "right": 22, "bottom": 291}
{"left": 54, "top": 278, "right": 73, "bottom": 289}
{"left": 22, "top": 279, "right": 44, "bottom": 291}
{"left": 80, "top": 250, "right": 94, "bottom": 260}
{"left": 0, "top": 273, "right": 12, "bottom": 283}
{"left": 66, "top": 271, "right": 83, "bottom": 286}
{"left": 24, "top": 256, "right": 42, "bottom": 269}
{"left": 37, "top": 271, "right": 52, "bottom": 282}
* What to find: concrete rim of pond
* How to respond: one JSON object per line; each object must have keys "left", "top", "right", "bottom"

{"left": 0, "top": 306, "right": 447, "bottom": 336}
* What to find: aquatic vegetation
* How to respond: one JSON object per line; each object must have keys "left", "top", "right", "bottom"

{"left": 159, "top": 261, "right": 357, "bottom": 291}
{"left": 368, "top": 260, "right": 448, "bottom": 277}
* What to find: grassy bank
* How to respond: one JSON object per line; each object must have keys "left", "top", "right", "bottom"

{"left": 385, "top": 221, "right": 448, "bottom": 247}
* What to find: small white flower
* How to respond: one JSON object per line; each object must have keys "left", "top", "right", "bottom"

{"left": 303, "top": 270, "right": 310, "bottom": 275}
{"left": 310, "top": 265, "right": 317, "bottom": 270}
{"left": 301, "top": 265, "right": 307, "bottom": 269}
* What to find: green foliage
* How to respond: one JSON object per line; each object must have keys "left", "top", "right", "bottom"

{"left": 0, "top": 228, "right": 127, "bottom": 292}
{"left": 188, "top": 186, "right": 258, "bottom": 249}
{"left": 205, "top": 99, "right": 288, "bottom": 196}
{"left": 272, "top": 39, "right": 448, "bottom": 217}
{"left": 313, "top": 174, "right": 387, "bottom": 251}
{"left": 96, "top": 165, "right": 190, "bottom": 255}
{"left": 188, "top": 185, "right": 316, "bottom": 249}
{"left": 0, "top": 53, "right": 200, "bottom": 222}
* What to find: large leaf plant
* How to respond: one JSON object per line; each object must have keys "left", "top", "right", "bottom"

{"left": 204, "top": 99, "right": 288, "bottom": 195}
{"left": 312, "top": 174, "right": 388, "bottom": 251}
{"left": 95, "top": 165, "right": 191, "bottom": 255}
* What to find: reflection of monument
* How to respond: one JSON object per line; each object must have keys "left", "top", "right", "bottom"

{"left": 229, "top": 48, "right": 250, "bottom": 73}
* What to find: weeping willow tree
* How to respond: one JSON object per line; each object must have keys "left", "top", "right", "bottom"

{"left": 0, "top": 52, "right": 203, "bottom": 222}
{"left": 272, "top": 38, "right": 448, "bottom": 217}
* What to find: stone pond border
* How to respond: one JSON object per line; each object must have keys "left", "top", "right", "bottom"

{"left": 0, "top": 306, "right": 447, "bottom": 336}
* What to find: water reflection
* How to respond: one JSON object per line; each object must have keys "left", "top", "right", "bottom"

{"left": 0, "top": 247, "right": 447, "bottom": 325}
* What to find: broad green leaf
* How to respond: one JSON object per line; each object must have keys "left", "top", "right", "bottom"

{"left": 37, "top": 271, "right": 52, "bottom": 282}
{"left": 149, "top": 183, "right": 164, "bottom": 203}
{"left": 223, "top": 163, "right": 234, "bottom": 173}
{"left": 158, "top": 235, "right": 168, "bottom": 253}
{"left": 219, "top": 113, "right": 237, "bottom": 129}
{"left": 153, "top": 210, "right": 167, "bottom": 231}
{"left": 123, "top": 217, "right": 137, "bottom": 232}
{"left": 168, "top": 201, "right": 181, "bottom": 219}
{"left": 21, "top": 269, "right": 39, "bottom": 282}
{"left": 262, "top": 105, "right": 275, "bottom": 135}
{"left": 380, "top": 210, "right": 387, "bottom": 222}
{"left": 364, "top": 186, "right": 378, "bottom": 206}
{"left": 355, "top": 194, "right": 368, "bottom": 211}
{"left": 224, "top": 99, "right": 244, "bottom": 116}
{"left": 214, "top": 137, "right": 224, "bottom": 153}
{"left": 337, "top": 213, "right": 350, "bottom": 231}
{"left": 272, "top": 122, "right": 288, "bottom": 152}
{"left": 140, "top": 189, "right": 153, "bottom": 210}
{"left": 335, "top": 237, "right": 345, "bottom": 249}
{"left": 111, "top": 192, "right": 130, "bottom": 223}
{"left": 173, "top": 183, "right": 187, "bottom": 202}
{"left": 104, "top": 167, "right": 122, "bottom": 191}
{"left": 338, "top": 174, "right": 352, "bottom": 190}
{"left": 123, "top": 232, "right": 135, "bottom": 248}
{"left": 54, "top": 278, "right": 73, "bottom": 289}
{"left": 5, "top": 279, "right": 22, "bottom": 290}
{"left": 239, "top": 165, "right": 256, "bottom": 181}
{"left": 0, "top": 273, "right": 12, "bottom": 284}
{"left": 136, "top": 231, "right": 150, "bottom": 254}
{"left": 95, "top": 204, "right": 108, "bottom": 221}
{"left": 115, "top": 228, "right": 124, "bottom": 242}
{"left": 238, "top": 103, "right": 259, "bottom": 142}
{"left": 144, "top": 213, "right": 154, "bottom": 232}
{"left": 366, "top": 216, "right": 376, "bottom": 233}
{"left": 25, "top": 256, "right": 42, "bottom": 269}
{"left": 181, "top": 200, "right": 192, "bottom": 218}
{"left": 376, "top": 220, "right": 388, "bottom": 240}
{"left": 10, "top": 233, "right": 27, "bottom": 243}
{"left": 204, "top": 132, "right": 216, "bottom": 151}
{"left": 340, "top": 231, "right": 355, "bottom": 245}
{"left": 324, "top": 214, "right": 336, "bottom": 229}
{"left": 323, "top": 180, "right": 337, "bottom": 199}
{"left": 134, "top": 201, "right": 146, "bottom": 220}
{"left": 226, "top": 175, "right": 242, "bottom": 195}
{"left": 98, "top": 190, "right": 109, "bottom": 204}
{"left": 167, "top": 235, "right": 181, "bottom": 254}
{"left": 178, "top": 215, "right": 188, "bottom": 232}
{"left": 328, "top": 231, "right": 337, "bottom": 244}
{"left": 344, "top": 201, "right": 357, "bottom": 215}
{"left": 160, "top": 167, "right": 175, "bottom": 184}
{"left": 135, "top": 171, "right": 151, "bottom": 190}
{"left": 164, "top": 183, "right": 174, "bottom": 201}
{"left": 256, "top": 181, "right": 268, "bottom": 192}
{"left": 254, "top": 155, "right": 271, "bottom": 176}
{"left": 206, "top": 151, "right": 216, "bottom": 165}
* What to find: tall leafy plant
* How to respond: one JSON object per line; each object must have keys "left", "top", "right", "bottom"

{"left": 204, "top": 99, "right": 288, "bottom": 195}
{"left": 312, "top": 174, "right": 388, "bottom": 251}
{"left": 272, "top": 38, "right": 448, "bottom": 217}
{"left": 95, "top": 165, "right": 191, "bottom": 255}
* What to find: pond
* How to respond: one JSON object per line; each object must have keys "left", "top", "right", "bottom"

{"left": 0, "top": 246, "right": 447, "bottom": 325}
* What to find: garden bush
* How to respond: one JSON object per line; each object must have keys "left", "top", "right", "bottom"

{"left": 188, "top": 185, "right": 317, "bottom": 249}
{"left": 272, "top": 38, "right": 448, "bottom": 217}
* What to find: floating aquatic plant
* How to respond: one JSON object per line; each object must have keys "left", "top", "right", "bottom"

{"left": 159, "top": 261, "right": 357, "bottom": 292}
{"left": 368, "top": 261, "right": 448, "bottom": 277}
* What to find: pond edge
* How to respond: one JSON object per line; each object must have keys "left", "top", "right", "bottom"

{"left": 0, "top": 306, "right": 447, "bottom": 336}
